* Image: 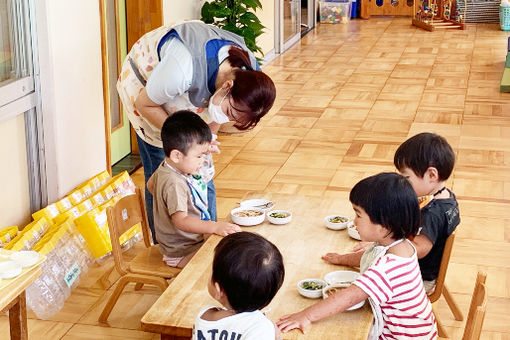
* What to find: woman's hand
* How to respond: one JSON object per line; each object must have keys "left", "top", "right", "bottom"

{"left": 277, "top": 311, "right": 312, "bottom": 334}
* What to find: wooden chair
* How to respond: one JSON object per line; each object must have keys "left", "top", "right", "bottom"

{"left": 462, "top": 272, "right": 488, "bottom": 340}
{"left": 98, "top": 188, "right": 181, "bottom": 323}
{"left": 429, "top": 231, "right": 463, "bottom": 337}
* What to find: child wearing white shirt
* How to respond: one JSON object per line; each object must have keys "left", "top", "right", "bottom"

{"left": 192, "top": 232, "right": 284, "bottom": 340}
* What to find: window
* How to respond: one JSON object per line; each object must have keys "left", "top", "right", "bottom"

{"left": 0, "top": 0, "right": 46, "bottom": 214}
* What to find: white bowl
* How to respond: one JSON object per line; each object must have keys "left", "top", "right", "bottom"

{"left": 324, "top": 270, "right": 360, "bottom": 286}
{"left": 267, "top": 210, "right": 292, "bottom": 225}
{"left": 322, "top": 284, "right": 366, "bottom": 310}
{"left": 0, "top": 260, "right": 22, "bottom": 279}
{"left": 240, "top": 199, "right": 274, "bottom": 212}
{"left": 230, "top": 207, "right": 265, "bottom": 226}
{"left": 297, "top": 278, "right": 327, "bottom": 299}
{"left": 324, "top": 215, "right": 351, "bottom": 230}
{"left": 11, "top": 250, "right": 39, "bottom": 267}
{"left": 347, "top": 224, "right": 361, "bottom": 240}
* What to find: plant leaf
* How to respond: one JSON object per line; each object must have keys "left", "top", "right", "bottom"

{"left": 201, "top": 2, "right": 214, "bottom": 23}
{"left": 223, "top": 23, "right": 244, "bottom": 36}
{"left": 240, "top": 0, "right": 263, "bottom": 10}
{"left": 239, "top": 12, "right": 265, "bottom": 33}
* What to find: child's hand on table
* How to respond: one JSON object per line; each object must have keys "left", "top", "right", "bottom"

{"left": 322, "top": 252, "right": 344, "bottom": 265}
{"left": 213, "top": 221, "right": 241, "bottom": 236}
{"left": 277, "top": 311, "right": 312, "bottom": 334}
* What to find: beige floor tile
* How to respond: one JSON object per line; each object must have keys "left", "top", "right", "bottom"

{"left": 0, "top": 317, "right": 73, "bottom": 340}
{"left": 61, "top": 324, "right": 160, "bottom": 339}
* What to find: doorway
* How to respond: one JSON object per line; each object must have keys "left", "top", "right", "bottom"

{"left": 301, "top": 0, "right": 314, "bottom": 35}
{"left": 277, "top": 0, "right": 315, "bottom": 53}
{"left": 100, "top": 0, "right": 162, "bottom": 175}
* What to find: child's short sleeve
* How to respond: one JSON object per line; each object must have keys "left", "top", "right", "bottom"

{"left": 419, "top": 208, "right": 443, "bottom": 244}
{"left": 353, "top": 257, "right": 394, "bottom": 306}
{"left": 161, "top": 180, "right": 191, "bottom": 216}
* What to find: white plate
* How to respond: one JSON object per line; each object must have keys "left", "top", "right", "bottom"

{"left": 324, "top": 215, "right": 351, "bottom": 230}
{"left": 240, "top": 199, "right": 274, "bottom": 212}
{"left": 0, "top": 260, "right": 22, "bottom": 279}
{"left": 11, "top": 250, "right": 39, "bottom": 268}
{"left": 347, "top": 224, "right": 361, "bottom": 240}
{"left": 230, "top": 207, "right": 265, "bottom": 226}
{"left": 324, "top": 270, "right": 360, "bottom": 286}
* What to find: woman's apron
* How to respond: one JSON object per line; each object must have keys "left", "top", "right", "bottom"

{"left": 117, "top": 23, "right": 214, "bottom": 183}
{"left": 359, "top": 239, "right": 405, "bottom": 340}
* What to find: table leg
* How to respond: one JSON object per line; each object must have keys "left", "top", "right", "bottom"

{"left": 9, "top": 292, "right": 28, "bottom": 340}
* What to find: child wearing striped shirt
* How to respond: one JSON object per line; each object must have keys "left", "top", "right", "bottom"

{"left": 277, "top": 173, "right": 437, "bottom": 339}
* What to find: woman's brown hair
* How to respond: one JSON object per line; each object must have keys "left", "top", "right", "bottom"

{"left": 226, "top": 46, "right": 276, "bottom": 130}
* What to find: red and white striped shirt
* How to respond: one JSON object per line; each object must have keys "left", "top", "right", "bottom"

{"left": 354, "top": 248, "right": 437, "bottom": 339}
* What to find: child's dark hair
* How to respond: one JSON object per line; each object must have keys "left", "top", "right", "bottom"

{"left": 394, "top": 132, "right": 455, "bottom": 181}
{"left": 161, "top": 110, "right": 212, "bottom": 157}
{"left": 350, "top": 172, "right": 420, "bottom": 240}
{"left": 212, "top": 232, "right": 284, "bottom": 313}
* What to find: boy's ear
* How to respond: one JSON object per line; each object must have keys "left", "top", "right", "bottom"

{"left": 212, "top": 281, "right": 225, "bottom": 300}
{"left": 169, "top": 149, "right": 182, "bottom": 163}
{"left": 425, "top": 167, "right": 439, "bottom": 183}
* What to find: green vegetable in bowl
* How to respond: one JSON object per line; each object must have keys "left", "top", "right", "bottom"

{"left": 270, "top": 212, "right": 288, "bottom": 218}
{"left": 301, "top": 281, "right": 323, "bottom": 290}
{"left": 329, "top": 216, "right": 348, "bottom": 223}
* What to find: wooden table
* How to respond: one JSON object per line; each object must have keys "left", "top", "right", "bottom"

{"left": 0, "top": 263, "right": 42, "bottom": 340}
{"left": 141, "top": 193, "right": 373, "bottom": 339}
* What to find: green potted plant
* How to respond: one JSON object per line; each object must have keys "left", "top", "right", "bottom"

{"left": 200, "top": 0, "right": 265, "bottom": 58}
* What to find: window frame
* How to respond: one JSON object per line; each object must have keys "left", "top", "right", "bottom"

{"left": 0, "top": 0, "right": 47, "bottom": 212}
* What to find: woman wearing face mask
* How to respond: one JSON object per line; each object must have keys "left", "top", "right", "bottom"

{"left": 117, "top": 20, "right": 276, "bottom": 243}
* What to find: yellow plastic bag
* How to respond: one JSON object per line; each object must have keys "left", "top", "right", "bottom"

{"left": 32, "top": 203, "right": 60, "bottom": 222}
{"left": 75, "top": 195, "right": 140, "bottom": 259}
{"left": 55, "top": 196, "right": 73, "bottom": 214}
{"left": 0, "top": 226, "right": 18, "bottom": 247}
{"left": 4, "top": 217, "right": 51, "bottom": 251}
{"left": 53, "top": 206, "right": 81, "bottom": 225}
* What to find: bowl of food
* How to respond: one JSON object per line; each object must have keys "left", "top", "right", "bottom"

{"left": 240, "top": 199, "right": 274, "bottom": 212}
{"left": 297, "top": 278, "right": 327, "bottom": 299}
{"left": 230, "top": 207, "right": 265, "bottom": 226}
{"left": 10, "top": 250, "right": 39, "bottom": 268}
{"left": 347, "top": 224, "right": 361, "bottom": 240}
{"left": 322, "top": 284, "right": 365, "bottom": 310}
{"left": 324, "top": 215, "right": 351, "bottom": 230}
{"left": 267, "top": 210, "right": 292, "bottom": 225}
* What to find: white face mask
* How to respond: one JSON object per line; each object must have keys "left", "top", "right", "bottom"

{"left": 208, "top": 90, "right": 230, "bottom": 124}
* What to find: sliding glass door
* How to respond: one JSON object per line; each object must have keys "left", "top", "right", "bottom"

{"left": 0, "top": 0, "right": 45, "bottom": 224}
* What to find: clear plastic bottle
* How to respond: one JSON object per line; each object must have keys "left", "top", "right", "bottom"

{"left": 26, "top": 278, "right": 61, "bottom": 319}
{"left": 44, "top": 249, "right": 71, "bottom": 299}
{"left": 54, "top": 233, "right": 81, "bottom": 290}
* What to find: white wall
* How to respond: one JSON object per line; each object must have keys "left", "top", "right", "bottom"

{"left": 162, "top": 0, "right": 204, "bottom": 23}
{"left": 35, "top": 0, "right": 107, "bottom": 202}
{"left": 0, "top": 115, "right": 32, "bottom": 227}
{"left": 258, "top": 0, "right": 276, "bottom": 55}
